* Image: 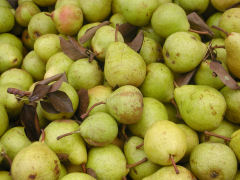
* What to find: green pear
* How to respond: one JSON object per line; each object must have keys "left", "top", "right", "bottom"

{"left": 174, "top": 85, "right": 226, "bottom": 132}
{"left": 164, "top": 103, "right": 182, "bottom": 123}
{"left": 0, "top": 7, "right": 14, "bottom": 33}
{"left": 151, "top": 3, "right": 190, "bottom": 38}
{"left": 0, "top": 127, "right": 31, "bottom": 160}
{"left": 79, "top": 0, "right": 112, "bottom": 22}
{"left": 44, "top": 52, "right": 73, "bottom": 79}
{"left": 188, "top": 31, "right": 201, "bottom": 41}
{"left": 34, "top": 34, "right": 61, "bottom": 62}
{"left": 124, "top": 136, "right": 159, "bottom": 180}
{"left": 174, "top": 0, "right": 209, "bottom": 14}
{"left": 211, "top": 0, "right": 240, "bottom": 11}
{"left": 221, "top": 84, "right": 240, "bottom": 124}
{"left": 91, "top": 25, "right": 124, "bottom": 61}
{"left": 11, "top": 142, "right": 61, "bottom": 180}
{"left": 104, "top": 42, "right": 146, "bottom": 88}
{"left": 0, "top": 68, "right": 33, "bottom": 90}
{"left": 28, "top": 12, "right": 57, "bottom": 40}
{"left": 144, "top": 120, "right": 187, "bottom": 165}
{"left": 110, "top": 13, "right": 127, "bottom": 28}
{"left": 59, "top": 163, "right": 67, "bottom": 179}
{"left": 201, "top": 120, "right": 239, "bottom": 143}
{"left": 36, "top": 103, "right": 50, "bottom": 129}
{"left": 128, "top": 97, "right": 168, "bottom": 138}
{"left": 0, "top": 0, "right": 11, "bottom": 8}
{"left": 0, "top": 106, "right": 8, "bottom": 137}
{"left": 112, "top": 0, "right": 122, "bottom": 14}
{"left": 106, "top": 85, "right": 143, "bottom": 124}
{"left": 32, "top": 0, "right": 56, "bottom": 7}
{"left": 143, "top": 166, "right": 195, "bottom": 180}
{"left": 229, "top": 129, "right": 240, "bottom": 162}
{"left": 43, "top": 120, "right": 87, "bottom": 165}
{"left": 67, "top": 58, "right": 103, "bottom": 90}
{"left": 119, "top": 0, "right": 158, "bottom": 26}
{"left": 0, "top": 33, "right": 23, "bottom": 53}
{"left": 235, "top": 171, "right": 240, "bottom": 180}
{"left": 87, "top": 85, "right": 112, "bottom": 115}
{"left": 55, "top": 0, "right": 81, "bottom": 9}
{"left": 0, "top": 142, "right": 5, "bottom": 164}
{"left": 206, "top": 13, "right": 223, "bottom": 38}
{"left": 140, "top": 63, "right": 174, "bottom": 102}
{"left": 141, "top": 25, "right": 164, "bottom": 44}
{"left": 61, "top": 172, "right": 96, "bottom": 180}
{"left": 18, "top": 0, "right": 33, "bottom": 5}
{"left": 163, "top": 32, "right": 207, "bottom": 73}
{"left": 0, "top": 171, "right": 11, "bottom": 180}
{"left": 0, "top": 43, "right": 23, "bottom": 73}
{"left": 190, "top": 143, "right": 238, "bottom": 180}
{"left": 64, "top": 162, "right": 83, "bottom": 173}
{"left": 158, "top": 0, "right": 172, "bottom": 5}
{"left": 21, "top": 50, "right": 46, "bottom": 81}
{"left": 21, "top": 29, "right": 35, "bottom": 50}
{"left": 87, "top": 145, "right": 128, "bottom": 180}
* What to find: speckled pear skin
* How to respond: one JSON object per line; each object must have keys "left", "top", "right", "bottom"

{"left": 174, "top": 85, "right": 226, "bottom": 132}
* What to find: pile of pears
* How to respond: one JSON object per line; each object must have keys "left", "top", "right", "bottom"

{"left": 1, "top": 0, "right": 240, "bottom": 179}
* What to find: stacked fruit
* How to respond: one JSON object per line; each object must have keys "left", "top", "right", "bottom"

{"left": 1, "top": 0, "right": 240, "bottom": 179}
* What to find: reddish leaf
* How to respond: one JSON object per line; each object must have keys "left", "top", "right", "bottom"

{"left": 79, "top": 21, "right": 110, "bottom": 44}
{"left": 40, "top": 101, "right": 59, "bottom": 114}
{"left": 128, "top": 31, "right": 144, "bottom": 52}
{"left": 209, "top": 61, "right": 240, "bottom": 90}
{"left": 29, "top": 84, "right": 51, "bottom": 102}
{"left": 20, "top": 103, "right": 41, "bottom": 141}
{"left": 87, "top": 168, "right": 97, "bottom": 179}
{"left": 77, "top": 89, "right": 89, "bottom": 116}
{"left": 37, "top": 73, "right": 64, "bottom": 85}
{"left": 175, "top": 69, "right": 198, "bottom": 87}
{"left": 7, "top": 0, "right": 18, "bottom": 9}
{"left": 49, "top": 73, "right": 68, "bottom": 92}
{"left": 47, "top": 91, "right": 73, "bottom": 113}
{"left": 118, "top": 23, "right": 138, "bottom": 42}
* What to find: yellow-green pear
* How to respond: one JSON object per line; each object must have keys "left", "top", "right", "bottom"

{"left": 174, "top": 0, "right": 209, "bottom": 14}
{"left": 206, "top": 13, "right": 223, "bottom": 38}
{"left": 61, "top": 172, "right": 96, "bottom": 180}
{"left": 110, "top": 13, "right": 127, "bottom": 28}
{"left": 0, "top": 106, "right": 8, "bottom": 137}
{"left": 0, "top": 171, "right": 11, "bottom": 180}
{"left": 0, "top": 33, "right": 23, "bottom": 53}
{"left": 229, "top": 129, "right": 240, "bottom": 162}
{"left": 211, "top": 0, "right": 240, "bottom": 11}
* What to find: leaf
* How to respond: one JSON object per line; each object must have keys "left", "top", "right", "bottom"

{"left": 60, "top": 36, "right": 89, "bottom": 60}
{"left": 40, "top": 101, "right": 59, "bottom": 114}
{"left": 77, "top": 89, "right": 89, "bottom": 116}
{"left": 118, "top": 23, "right": 138, "bottom": 42}
{"left": 187, "top": 12, "right": 214, "bottom": 37}
{"left": 37, "top": 73, "right": 65, "bottom": 85}
{"left": 7, "top": 0, "right": 18, "bottom": 9}
{"left": 29, "top": 84, "right": 51, "bottom": 102}
{"left": 20, "top": 103, "right": 41, "bottom": 141}
{"left": 49, "top": 73, "right": 68, "bottom": 92}
{"left": 175, "top": 69, "right": 198, "bottom": 87}
{"left": 47, "top": 91, "right": 73, "bottom": 113}
{"left": 87, "top": 168, "right": 97, "bottom": 179}
{"left": 128, "top": 30, "right": 144, "bottom": 52}
{"left": 209, "top": 61, "right": 240, "bottom": 90}
{"left": 79, "top": 21, "right": 110, "bottom": 44}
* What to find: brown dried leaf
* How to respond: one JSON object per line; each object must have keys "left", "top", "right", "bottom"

{"left": 40, "top": 101, "right": 59, "bottom": 114}
{"left": 87, "top": 168, "right": 97, "bottom": 179}
{"left": 175, "top": 69, "right": 198, "bottom": 87}
{"left": 209, "top": 61, "right": 240, "bottom": 90}
{"left": 20, "top": 103, "right": 41, "bottom": 141}
{"left": 37, "top": 73, "right": 64, "bottom": 85}
{"left": 118, "top": 23, "right": 138, "bottom": 42}
{"left": 79, "top": 21, "right": 110, "bottom": 44}
{"left": 49, "top": 73, "right": 68, "bottom": 92}
{"left": 47, "top": 91, "right": 73, "bottom": 113}
{"left": 77, "top": 89, "right": 89, "bottom": 116}
{"left": 29, "top": 84, "right": 51, "bottom": 102}
{"left": 128, "top": 30, "right": 144, "bottom": 52}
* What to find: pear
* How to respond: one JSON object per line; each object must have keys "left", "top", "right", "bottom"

{"left": 106, "top": 85, "right": 143, "bottom": 124}
{"left": 34, "top": 34, "right": 61, "bottom": 62}
{"left": 236, "top": 171, "right": 240, "bottom": 180}
{"left": 87, "top": 145, "right": 128, "bottom": 180}
{"left": 163, "top": 32, "right": 207, "bottom": 73}
{"left": 0, "top": 0, "right": 11, "bottom": 8}
{"left": 0, "top": 68, "right": 33, "bottom": 90}
{"left": 87, "top": 85, "right": 112, "bottom": 115}
{"left": 21, "top": 50, "right": 46, "bottom": 81}
{"left": 59, "top": 163, "right": 67, "bottom": 179}
{"left": 32, "top": 0, "right": 56, "bottom": 7}
{"left": 36, "top": 103, "right": 50, "bottom": 129}
{"left": 190, "top": 143, "right": 238, "bottom": 180}
{"left": 128, "top": 97, "right": 168, "bottom": 138}
{"left": 0, "top": 43, "right": 22, "bottom": 73}
{"left": 42, "top": 120, "right": 87, "bottom": 165}
{"left": 206, "top": 13, "right": 223, "bottom": 38}
{"left": 119, "top": 0, "right": 158, "bottom": 26}
{"left": 79, "top": 0, "right": 112, "bottom": 22}
{"left": 201, "top": 120, "right": 239, "bottom": 143}
{"left": 164, "top": 103, "right": 182, "bottom": 123}
{"left": 11, "top": 142, "right": 61, "bottom": 180}
{"left": 0, "top": 7, "right": 14, "bottom": 33}
{"left": 174, "top": 85, "right": 226, "bottom": 132}
{"left": 144, "top": 120, "right": 187, "bottom": 165}
{"left": 21, "top": 29, "right": 35, "bottom": 50}
{"left": 221, "top": 84, "right": 240, "bottom": 124}
{"left": 124, "top": 136, "right": 159, "bottom": 180}
{"left": 67, "top": 58, "right": 103, "bottom": 90}
{"left": 110, "top": 13, "right": 127, "bottom": 28}
{"left": 158, "top": 0, "right": 172, "bottom": 5}
{"left": 0, "top": 127, "right": 31, "bottom": 160}
{"left": 211, "top": 0, "right": 240, "bottom": 11}
{"left": 143, "top": 166, "right": 195, "bottom": 180}
{"left": 112, "top": 0, "right": 122, "bottom": 14}
{"left": 174, "top": 0, "right": 209, "bottom": 14}
{"left": 44, "top": 52, "right": 73, "bottom": 79}
{"left": 79, "top": 112, "right": 118, "bottom": 146}
{"left": 0, "top": 33, "right": 23, "bottom": 53}
{"left": 225, "top": 32, "right": 240, "bottom": 78}
{"left": 229, "top": 129, "right": 240, "bottom": 162}
{"left": 188, "top": 31, "right": 201, "bottom": 41}
{"left": 151, "top": 3, "right": 190, "bottom": 38}
{"left": 140, "top": 63, "right": 174, "bottom": 102}
{"left": 0, "top": 171, "right": 11, "bottom": 180}
{"left": 0, "top": 106, "right": 8, "bottom": 137}
{"left": 28, "top": 12, "right": 57, "bottom": 40}
{"left": 0, "top": 142, "right": 5, "bottom": 163}
{"left": 65, "top": 162, "right": 83, "bottom": 173}
{"left": 91, "top": 25, "right": 124, "bottom": 61}
{"left": 104, "top": 42, "right": 146, "bottom": 88}
{"left": 15, "top": 1, "right": 41, "bottom": 27}
{"left": 61, "top": 172, "right": 96, "bottom": 180}
{"left": 55, "top": 0, "right": 81, "bottom": 9}
{"left": 141, "top": 25, "right": 164, "bottom": 44}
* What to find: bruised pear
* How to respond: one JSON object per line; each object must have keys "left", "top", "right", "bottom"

{"left": 104, "top": 42, "right": 146, "bottom": 88}
{"left": 106, "top": 85, "right": 143, "bottom": 124}
{"left": 21, "top": 29, "right": 35, "bottom": 50}
{"left": 61, "top": 172, "right": 96, "bottom": 180}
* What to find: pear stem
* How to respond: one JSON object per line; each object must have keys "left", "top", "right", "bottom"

{"left": 211, "top": 26, "right": 229, "bottom": 36}
{"left": 80, "top": 101, "right": 106, "bottom": 119}
{"left": 40, "top": 129, "right": 45, "bottom": 142}
{"left": 44, "top": 12, "right": 53, "bottom": 18}
{"left": 7, "top": 88, "right": 31, "bottom": 98}
{"left": 115, "top": 24, "right": 119, "bottom": 42}
{"left": 56, "top": 130, "right": 81, "bottom": 140}
{"left": 1, "top": 152, "right": 12, "bottom": 166}
{"left": 170, "top": 155, "right": 179, "bottom": 174}
{"left": 189, "top": 29, "right": 209, "bottom": 35}
{"left": 126, "top": 157, "right": 148, "bottom": 169}
{"left": 204, "top": 131, "right": 231, "bottom": 141}
{"left": 81, "top": 163, "right": 86, "bottom": 173}
{"left": 212, "top": 45, "right": 225, "bottom": 49}
{"left": 136, "top": 143, "right": 144, "bottom": 149}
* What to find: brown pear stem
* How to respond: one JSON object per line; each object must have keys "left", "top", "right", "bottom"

{"left": 7, "top": 88, "right": 31, "bottom": 98}
{"left": 81, "top": 163, "right": 86, "bottom": 173}
{"left": 40, "top": 129, "right": 45, "bottom": 142}
{"left": 115, "top": 24, "right": 119, "bottom": 42}
{"left": 173, "top": 81, "right": 179, "bottom": 88}
{"left": 121, "top": 125, "right": 128, "bottom": 140}
{"left": 212, "top": 45, "right": 225, "bottom": 49}
{"left": 1, "top": 152, "right": 12, "bottom": 166}
{"left": 126, "top": 157, "right": 148, "bottom": 169}
{"left": 56, "top": 130, "right": 81, "bottom": 140}
{"left": 44, "top": 12, "right": 53, "bottom": 18}
{"left": 122, "top": 177, "right": 127, "bottom": 180}
{"left": 170, "top": 155, "right": 179, "bottom": 174}
{"left": 211, "top": 26, "right": 229, "bottom": 36}
{"left": 204, "top": 131, "right": 231, "bottom": 141}
{"left": 80, "top": 101, "right": 106, "bottom": 119}
{"left": 189, "top": 29, "right": 209, "bottom": 35}
{"left": 136, "top": 143, "right": 144, "bottom": 149}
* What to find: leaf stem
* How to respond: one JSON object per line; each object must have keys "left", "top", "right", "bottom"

{"left": 80, "top": 101, "right": 106, "bottom": 119}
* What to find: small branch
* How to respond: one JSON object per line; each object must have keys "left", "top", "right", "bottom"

{"left": 40, "top": 129, "right": 45, "bottom": 142}
{"left": 80, "top": 102, "right": 106, "bottom": 119}
{"left": 7, "top": 88, "right": 31, "bottom": 98}
{"left": 115, "top": 24, "right": 119, "bottom": 42}
{"left": 136, "top": 143, "right": 144, "bottom": 149}
{"left": 211, "top": 26, "right": 229, "bottom": 36}
{"left": 56, "top": 130, "right": 81, "bottom": 140}
{"left": 204, "top": 131, "right": 231, "bottom": 141}
{"left": 189, "top": 29, "right": 209, "bottom": 35}
{"left": 37, "top": 73, "right": 64, "bottom": 85}
{"left": 169, "top": 154, "right": 179, "bottom": 174}
{"left": 126, "top": 157, "right": 148, "bottom": 169}
{"left": 1, "top": 151, "right": 12, "bottom": 167}
{"left": 81, "top": 163, "right": 86, "bottom": 173}
{"left": 212, "top": 45, "right": 225, "bottom": 49}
